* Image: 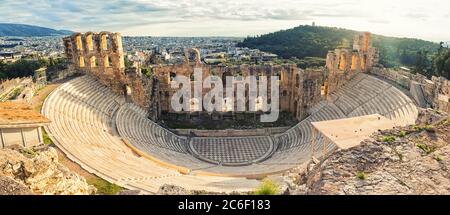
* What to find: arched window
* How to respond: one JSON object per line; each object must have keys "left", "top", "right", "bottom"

{"left": 169, "top": 72, "right": 176, "bottom": 81}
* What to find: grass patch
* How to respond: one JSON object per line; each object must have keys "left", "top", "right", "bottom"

{"left": 380, "top": 135, "right": 396, "bottom": 143}
{"left": 416, "top": 143, "right": 435, "bottom": 154}
{"left": 8, "top": 87, "right": 23, "bottom": 100}
{"left": 86, "top": 177, "right": 123, "bottom": 195}
{"left": 423, "top": 125, "right": 435, "bottom": 132}
{"left": 397, "top": 131, "right": 407, "bottom": 138}
{"left": 42, "top": 129, "right": 53, "bottom": 145}
{"left": 20, "top": 148, "right": 37, "bottom": 157}
{"left": 413, "top": 124, "right": 436, "bottom": 133}
{"left": 356, "top": 171, "right": 367, "bottom": 180}
{"left": 253, "top": 179, "right": 280, "bottom": 195}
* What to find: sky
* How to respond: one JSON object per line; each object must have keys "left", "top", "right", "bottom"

{"left": 0, "top": 0, "right": 449, "bottom": 42}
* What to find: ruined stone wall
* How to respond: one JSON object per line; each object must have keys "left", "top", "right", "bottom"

{"left": 63, "top": 32, "right": 332, "bottom": 121}
{"left": 64, "top": 32, "right": 158, "bottom": 117}
{"left": 151, "top": 63, "right": 324, "bottom": 121}
{"left": 325, "top": 32, "right": 379, "bottom": 95}
{"left": 63, "top": 32, "right": 126, "bottom": 93}
{"left": 371, "top": 67, "right": 450, "bottom": 113}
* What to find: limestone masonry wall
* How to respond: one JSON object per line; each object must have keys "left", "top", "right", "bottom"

{"left": 64, "top": 32, "right": 328, "bottom": 121}
{"left": 325, "top": 32, "right": 379, "bottom": 96}
{"left": 63, "top": 32, "right": 156, "bottom": 116}
{"left": 64, "top": 31, "right": 449, "bottom": 122}
{"left": 370, "top": 67, "right": 450, "bottom": 114}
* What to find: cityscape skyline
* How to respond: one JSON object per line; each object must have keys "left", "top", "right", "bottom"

{"left": 0, "top": 0, "right": 449, "bottom": 42}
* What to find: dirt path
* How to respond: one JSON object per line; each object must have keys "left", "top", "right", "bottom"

{"left": 30, "top": 84, "right": 59, "bottom": 112}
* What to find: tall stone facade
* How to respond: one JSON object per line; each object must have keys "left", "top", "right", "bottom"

{"left": 325, "top": 32, "right": 379, "bottom": 95}
{"left": 151, "top": 63, "right": 325, "bottom": 121}
{"left": 63, "top": 32, "right": 156, "bottom": 115}
{"left": 69, "top": 32, "right": 441, "bottom": 122}
{"left": 63, "top": 32, "right": 328, "bottom": 121}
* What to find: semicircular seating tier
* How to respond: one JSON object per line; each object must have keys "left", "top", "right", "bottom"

{"left": 43, "top": 72, "right": 419, "bottom": 191}
{"left": 42, "top": 75, "right": 261, "bottom": 193}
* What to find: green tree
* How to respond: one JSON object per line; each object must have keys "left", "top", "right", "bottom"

{"left": 432, "top": 43, "right": 450, "bottom": 79}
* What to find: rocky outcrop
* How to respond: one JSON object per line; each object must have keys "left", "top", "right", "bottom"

{"left": 0, "top": 146, "right": 96, "bottom": 195}
{"left": 0, "top": 175, "right": 33, "bottom": 195}
{"left": 157, "top": 184, "right": 191, "bottom": 195}
{"left": 285, "top": 118, "right": 450, "bottom": 195}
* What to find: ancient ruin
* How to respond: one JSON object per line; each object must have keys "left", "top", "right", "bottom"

{"left": 42, "top": 31, "right": 449, "bottom": 194}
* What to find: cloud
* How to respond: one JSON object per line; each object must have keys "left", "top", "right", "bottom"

{"left": 0, "top": 0, "right": 449, "bottom": 41}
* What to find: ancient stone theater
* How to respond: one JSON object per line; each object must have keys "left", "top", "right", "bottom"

{"left": 39, "top": 31, "right": 449, "bottom": 193}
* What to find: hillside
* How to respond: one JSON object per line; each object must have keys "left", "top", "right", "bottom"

{"left": 0, "top": 23, "right": 72, "bottom": 37}
{"left": 238, "top": 25, "right": 440, "bottom": 68}
{"left": 281, "top": 113, "right": 450, "bottom": 195}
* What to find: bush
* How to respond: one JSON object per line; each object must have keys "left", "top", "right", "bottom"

{"left": 253, "top": 179, "right": 279, "bottom": 195}
{"left": 380, "top": 135, "right": 396, "bottom": 143}
{"left": 413, "top": 124, "right": 435, "bottom": 132}
{"left": 416, "top": 143, "right": 435, "bottom": 154}
{"left": 356, "top": 171, "right": 367, "bottom": 180}
{"left": 20, "top": 148, "right": 37, "bottom": 157}
{"left": 397, "top": 131, "right": 407, "bottom": 138}
{"left": 424, "top": 125, "right": 435, "bottom": 132}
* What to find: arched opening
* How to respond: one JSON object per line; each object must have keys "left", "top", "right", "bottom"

{"left": 85, "top": 33, "right": 94, "bottom": 51}
{"left": 79, "top": 56, "right": 85, "bottom": 68}
{"left": 339, "top": 53, "right": 347, "bottom": 71}
{"left": 361, "top": 55, "right": 367, "bottom": 70}
{"left": 321, "top": 81, "right": 328, "bottom": 96}
{"left": 75, "top": 34, "right": 83, "bottom": 51}
{"left": 89, "top": 56, "right": 97, "bottom": 68}
{"left": 100, "top": 33, "right": 110, "bottom": 51}
{"left": 184, "top": 48, "right": 201, "bottom": 64}
{"left": 351, "top": 54, "right": 358, "bottom": 71}
{"left": 169, "top": 72, "right": 176, "bottom": 82}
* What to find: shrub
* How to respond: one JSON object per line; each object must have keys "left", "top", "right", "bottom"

{"left": 423, "top": 125, "right": 435, "bottom": 132}
{"left": 416, "top": 143, "right": 435, "bottom": 154}
{"left": 397, "top": 131, "right": 407, "bottom": 138}
{"left": 20, "top": 148, "right": 37, "bottom": 157}
{"left": 413, "top": 125, "right": 422, "bottom": 131}
{"left": 356, "top": 171, "right": 367, "bottom": 180}
{"left": 380, "top": 135, "right": 396, "bottom": 143}
{"left": 413, "top": 124, "right": 435, "bottom": 132}
{"left": 253, "top": 179, "right": 280, "bottom": 195}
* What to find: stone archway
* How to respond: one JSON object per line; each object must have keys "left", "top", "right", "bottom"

{"left": 184, "top": 48, "right": 201, "bottom": 65}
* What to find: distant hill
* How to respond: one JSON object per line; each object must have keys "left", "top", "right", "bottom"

{"left": 238, "top": 25, "right": 440, "bottom": 68}
{"left": 0, "top": 23, "right": 73, "bottom": 37}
